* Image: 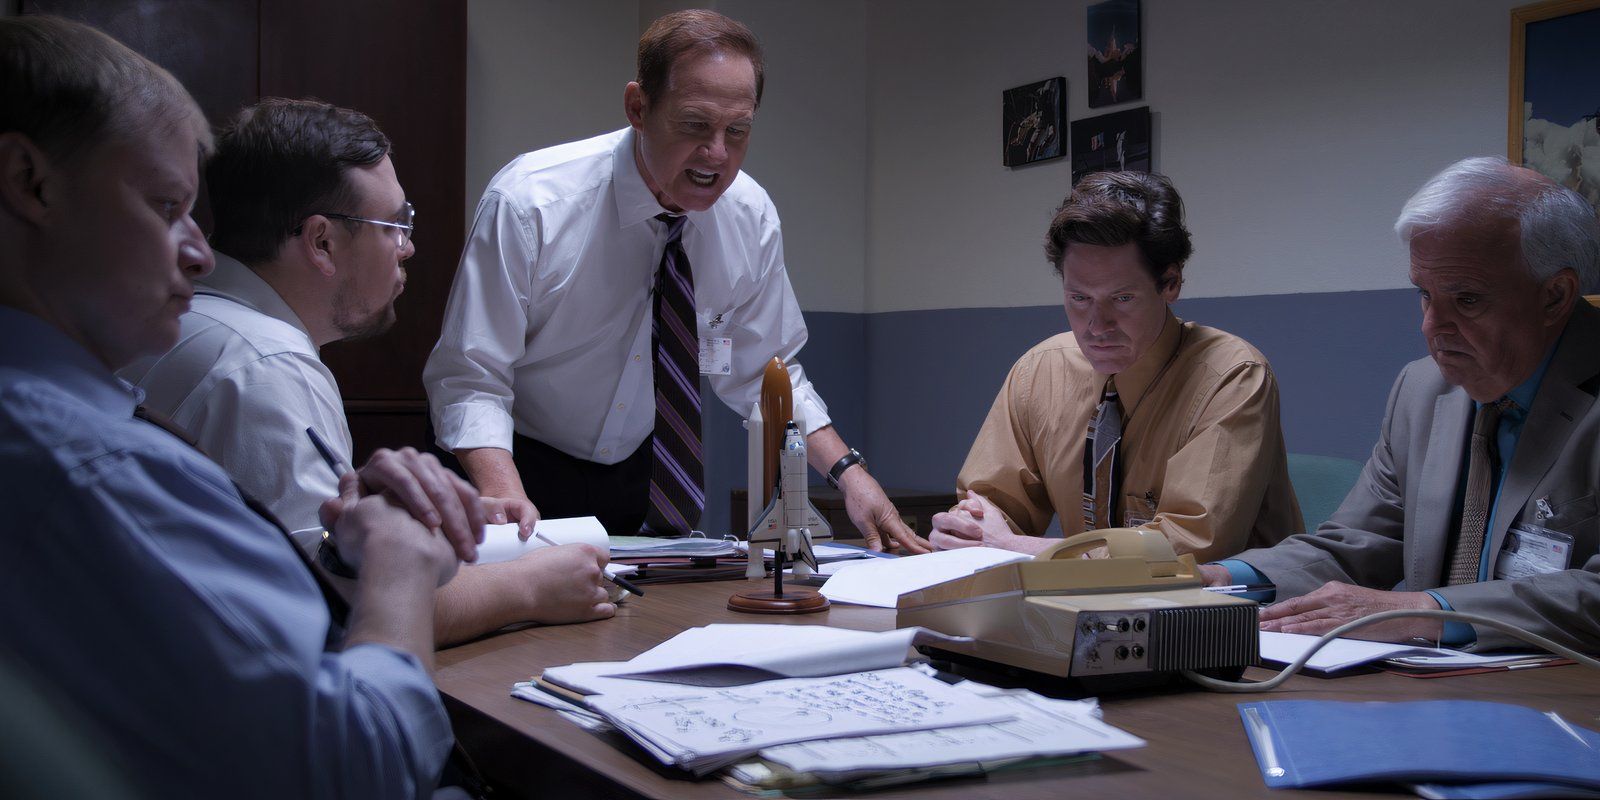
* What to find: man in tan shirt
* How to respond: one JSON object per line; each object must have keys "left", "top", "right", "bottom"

{"left": 932, "top": 172, "right": 1302, "bottom": 562}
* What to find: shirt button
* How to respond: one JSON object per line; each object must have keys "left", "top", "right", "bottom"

{"left": 616, "top": 403, "right": 626, "bottom": 410}
{"left": 601, "top": 447, "right": 610, "bottom": 456}
{"left": 633, "top": 354, "right": 643, "bottom": 362}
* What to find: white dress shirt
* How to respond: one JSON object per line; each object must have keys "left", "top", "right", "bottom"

{"left": 424, "top": 127, "right": 829, "bottom": 464}
{"left": 120, "top": 254, "right": 349, "bottom": 533}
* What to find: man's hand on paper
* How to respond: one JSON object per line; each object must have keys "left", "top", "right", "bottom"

{"left": 1258, "top": 581, "right": 1443, "bottom": 642}
{"left": 482, "top": 494, "right": 540, "bottom": 540}
{"left": 345, "top": 446, "right": 485, "bottom": 563}
{"left": 842, "top": 468, "right": 933, "bottom": 554}
{"left": 930, "top": 492, "right": 1051, "bottom": 555}
{"left": 501, "top": 544, "right": 617, "bottom": 624}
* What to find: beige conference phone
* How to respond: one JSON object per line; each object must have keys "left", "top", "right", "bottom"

{"left": 896, "top": 528, "right": 1259, "bottom": 690}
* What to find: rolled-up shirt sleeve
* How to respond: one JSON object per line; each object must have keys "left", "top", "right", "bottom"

{"left": 424, "top": 191, "right": 538, "bottom": 453}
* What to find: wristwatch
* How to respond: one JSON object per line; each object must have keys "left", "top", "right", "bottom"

{"left": 317, "top": 534, "right": 359, "bottom": 579}
{"left": 826, "top": 448, "right": 867, "bottom": 489}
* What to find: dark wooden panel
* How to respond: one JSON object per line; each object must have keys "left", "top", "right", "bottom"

{"left": 23, "top": 0, "right": 260, "bottom": 233}
{"left": 345, "top": 406, "right": 430, "bottom": 466}
{"left": 260, "top": 0, "right": 467, "bottom": 405}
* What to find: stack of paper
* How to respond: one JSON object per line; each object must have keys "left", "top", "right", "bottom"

{"left": 544, "top": 624, "right": 968, "bottom": 691}
{"left": 819, "top": 547, "right": 1032, "bottom": 608}
{"left": 1258, "top": 631, "right": 1553, "bottom": 674}
{"left": 608, "top": 535, "right": 742, "bottom": 558}
{"left": 759, "top": 682, "right": 1144, "bottom": 781}
{"left": 584, "top": 667, "right": 1015, "bottom": 775}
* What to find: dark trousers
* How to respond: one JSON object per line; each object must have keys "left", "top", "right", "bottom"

{"left": 512, "top": 434, "right": 656, "bottom": 535}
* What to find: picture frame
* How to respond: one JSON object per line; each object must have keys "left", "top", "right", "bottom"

{"left": 1002, "top": 76, "right": 1066, "bottom": 167}
{"left": 1087, "top": 0, "right": 1141, "bottom": 108}
{"left": 1070, "top": 106, "right": 1151, "bottom": 185}
{"left": 1509, "top": 0, "right": 1600, "bottom": 210}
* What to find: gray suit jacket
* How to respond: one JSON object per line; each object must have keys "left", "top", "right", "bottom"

{"left": 1237, "top": 303, "right": 1600, "bottom": 651}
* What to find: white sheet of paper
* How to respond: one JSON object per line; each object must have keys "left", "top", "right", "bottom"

{"left": 584, "top": 667, "right": 1015, "bottom": 774}
{"left": 819, "top": 547, "right": 1032, "bottom": 608}
{"left": 760, "top": 688, "right": 1144, "bottom": 775}
{"left": 598, "top": 624, "right": 969, "bottom": 686}
{"left": 1257, "top": 631, "right": 1539, "bottom": 672}
{"left": 474, "top": 515, "right": 608, "bottom": 565}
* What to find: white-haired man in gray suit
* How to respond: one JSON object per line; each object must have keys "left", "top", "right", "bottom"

{"left": 1201, "top": 156, "right": 1600, "bottom": 652}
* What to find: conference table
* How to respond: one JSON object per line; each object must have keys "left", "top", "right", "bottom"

{"left": 436, "top": 578, "right": 1599, "bottom": 800}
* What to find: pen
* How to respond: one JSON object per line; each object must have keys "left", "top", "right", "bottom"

{"left": 534, "top": 531, "right": 644, "bottom": 597}
{"left": 305, "top": 426, "right": 349, "bottom": 479}
{"left": 1204, "top": 583, "right": 1275, "bottom": 594}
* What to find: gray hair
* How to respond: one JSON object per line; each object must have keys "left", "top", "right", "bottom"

{"left": 0, "top": 16, "right": 211, "bottom": 165}
{"left": 1395, "top": 156, "right": 1600, "bottom": 293}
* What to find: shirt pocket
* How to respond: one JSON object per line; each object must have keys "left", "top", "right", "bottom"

{"left": 1122, "top": 492, "right": 1159, "bottom": 528}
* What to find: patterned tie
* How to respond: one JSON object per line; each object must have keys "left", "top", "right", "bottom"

{"left": 1446, "top": 399, "right": 1510, "bottom": 586}
{"left": 645, "top": 213, "right": 705, "bottom": 535}
{"left": 1081, "top": 381, "right": 1124, "bottom": 531}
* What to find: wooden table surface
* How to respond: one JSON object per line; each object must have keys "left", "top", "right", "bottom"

{"left": 436, "top": 578, "right": 1600, "bottom": 800}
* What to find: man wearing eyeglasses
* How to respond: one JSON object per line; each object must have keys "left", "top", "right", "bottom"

{"left": 124, "top": 98, "right": 617, "bottom": 644}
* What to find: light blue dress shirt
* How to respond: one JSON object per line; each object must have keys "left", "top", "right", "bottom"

{"left": 0, "top": 308, "right": 451, "bottom": 798}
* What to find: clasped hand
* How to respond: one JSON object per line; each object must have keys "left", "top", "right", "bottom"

{"left": 318, "top": 447, "right": 487, "bottom": 585}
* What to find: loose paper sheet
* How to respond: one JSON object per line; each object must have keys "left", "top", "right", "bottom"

{"left": 475, "top": 516, "right": 607, "bottom": 564}
{"left": 820, "top": 547, "right": 1032, "bottom": 607}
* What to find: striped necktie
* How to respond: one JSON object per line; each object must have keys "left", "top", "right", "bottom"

{"left": 644, "top": 213, "right": 705, "bottom": 535}
{"left": 1081, "top": 381, "right": 1124, "bottom": 531}
{"left": 1446, "top": 399, "right": 1511, "bottom": 586}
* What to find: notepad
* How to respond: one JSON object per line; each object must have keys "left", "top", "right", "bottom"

{"left": 1238, "top": 700, "right": 1600, "bottom": 791}
{"left": 475, "top": 516, "right": 608, "bottom": 564}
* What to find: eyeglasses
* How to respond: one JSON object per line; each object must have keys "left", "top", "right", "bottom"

{"left": 307, "top": 201, "right": 415, "bottom": 248}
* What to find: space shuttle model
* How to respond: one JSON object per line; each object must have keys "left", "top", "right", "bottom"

{"left": 743, "top": 358, "right": 832, "bottom": 580}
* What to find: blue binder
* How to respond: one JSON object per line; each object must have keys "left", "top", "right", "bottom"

{"left": 1237, "top": 700, "right": 1600, "bottom": 791}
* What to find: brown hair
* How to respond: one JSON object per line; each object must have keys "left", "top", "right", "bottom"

{"left": 637, "top": 9, "right": 764, "bottom": 107}
{"left": 0, "top": 15, "right": 210, "bottom": 164}
{"left": 207, "top": 98, "right": 391, "bottom": 265}
{"left": 1045, "top": 171, "right": 1193, "bottom": 283}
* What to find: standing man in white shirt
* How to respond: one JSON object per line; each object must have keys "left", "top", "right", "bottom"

{"left": 426, "top": 10, "right": 927, "bottom": 552}
{"left": 124, "top": 98, "right": 615, "bottom": 645}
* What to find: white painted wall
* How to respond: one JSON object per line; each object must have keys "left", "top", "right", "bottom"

{"left": 469, "top": 0, "right": 1530, "bottom": 312}
{"left": 865, "top": 0, "right": 1527, "bottom": 311}
{"left": 465, "top": 0, "right": 638, "bottom": 218}
{"left": 465, "top": 0, "right": 869, "bottom": 312}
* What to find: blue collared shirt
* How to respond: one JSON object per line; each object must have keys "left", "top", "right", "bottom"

{"left": 1221, "top": 348, "right": 1556, "bottom": 644}
{"left": 0, "top": 307, "right": 451, "bottom": 797}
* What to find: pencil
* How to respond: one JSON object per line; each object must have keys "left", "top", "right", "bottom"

{"left": 533, "top": 531, "right": 644, "bottom": 597}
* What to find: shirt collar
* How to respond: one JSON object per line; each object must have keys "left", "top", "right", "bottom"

{"left": 0, "top": 306, "right": 140, "bottom": 418}
{"left": 1108, "top": 310, "right": 1185, "bottom": 413}
{"left": 1485, "top": 336, "right": 1559, "bottom": 417}
{"left": 195, "top": 253, "right": 317, "bottom": 344}
{"left": 610, "top": 127, "right": 705, "bottom": 238}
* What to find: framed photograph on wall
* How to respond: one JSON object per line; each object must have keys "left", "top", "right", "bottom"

{"left": 1002, "top": 76, "right": 1065, "bottom": 167}
{"left": 1509, "top": 0, "right": 1600, "bottom": 210}
{"left": 1088, "top": 0, "right": 1141, "bottom": 108}
{"left": 1070, "top": 106, "right": 1151, "bottom": 185}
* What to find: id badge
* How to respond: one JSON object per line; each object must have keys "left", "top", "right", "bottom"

{"left": 1123, "top": 492, "right": 1157, "bottom": 528}
{"left": 698, "top": 311, "right": 732, "bottom": 375}
{"left": 1494, "top": 523, "right": 1574, "bottom": 580}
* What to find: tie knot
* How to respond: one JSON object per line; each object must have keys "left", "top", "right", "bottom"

{"left": 1474, "top": 398, "right": 1513, "bottom": 436}
{"left": 656, "top": 212, "right": 686, "bottom": 244}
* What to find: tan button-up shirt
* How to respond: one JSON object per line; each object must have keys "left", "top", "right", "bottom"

{"left": 958, "top": 313, "right": 1303, "bottom": 562}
